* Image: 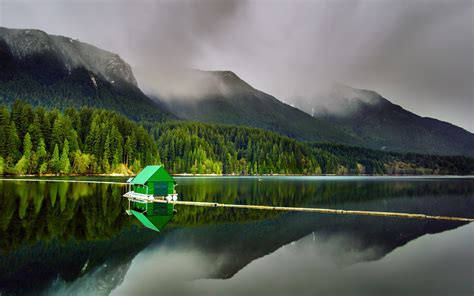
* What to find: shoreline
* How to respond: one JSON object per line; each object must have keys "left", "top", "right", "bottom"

{"left": 0, "top": 173, "right": 473, "bottom": 178}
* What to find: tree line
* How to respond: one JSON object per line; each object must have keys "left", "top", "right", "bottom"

{"left": 0, "top": 100, "right": 472, "bottom": 175}
{"left": 0, "top": 100, "right": 158, "bottom": 175}
{"left": 151, "top": 122, "right": 324, "bottom": 175}
{"left": 152, "top": 122, "right": 473, "bottom": 175}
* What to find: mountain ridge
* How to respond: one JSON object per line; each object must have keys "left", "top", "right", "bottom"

{"left": 150, "top": 69, "right": 473, "bottom": 156}
{"left": 1, "top": 26, "right": 471, "bottom": 156}
{"left": 292, "top": 84, "right": 474, "bottom": 155}
{"left": 151, "top": 69, "right": 361, "bottom": 145}
{"left": 0, "top": 26, "right": 172, "bottom": 121}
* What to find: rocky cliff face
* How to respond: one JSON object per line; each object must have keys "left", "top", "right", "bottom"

{"left": 0, "top": 27, "right": 137, "bottom": 87}
{"left": 0, "top": 27, "right": 172, "bottom": 122}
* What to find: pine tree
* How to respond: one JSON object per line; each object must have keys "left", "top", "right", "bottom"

{"left": 5, "top": 122, "right": 21, "bottom": 167}
{"left": 102, "top": 134, "right": 111, "bottom": 172}
{"left": 50, "top": 144, "right": 61, "bottom": 174}
{"left": 14, "top": 156, "right": 28, "bottom": 175}
{"left": 11, "top": 100, "right": 33, "bottom": 141}
{"left": 0, "top": 156, "right": 4, "bottom": 175}
{"left": 23, "top": 133, "right": 32, "bottom": 161}
{"left": 28, "top": 114, "right": 43, "bottom": 149}
{"left": 60, "top": 139, "right": 71, "bottom": 174}
{"left": 51, "top": 116, "right": 64, "bottom": 152}
{"left": 0, "top": 106, "right": 10, "bottom": 158}
{"left": 36, "top": 138, "right": 48, "bottom": 175}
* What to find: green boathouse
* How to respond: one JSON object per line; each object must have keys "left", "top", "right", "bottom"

{"left": 124, "top": 165, "right": 177, "bottom": 232}
{"left": 130, "top": 165, "right": 175, "bottom": 196}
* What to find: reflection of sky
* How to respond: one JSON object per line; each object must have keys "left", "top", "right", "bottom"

{"left": 109, "top": 223, "right": 473, "bottom": 296}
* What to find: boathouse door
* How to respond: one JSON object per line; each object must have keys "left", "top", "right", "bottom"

{"left": 154, "top": 182, "right": 168, "bottom": 197}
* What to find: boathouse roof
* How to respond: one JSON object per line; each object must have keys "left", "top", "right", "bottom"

{"left": 131, "top": 165, "right": 165, "bottom": 185}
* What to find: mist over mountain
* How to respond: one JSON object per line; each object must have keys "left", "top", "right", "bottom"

{"left": 146, "top": 69, "right": 473, "bottom": 156}
{"left": 150, "top": 69, "right": 358, "bottom": 145}
{"left": 0, "top": 27, "right": 172, "bottom": 121}
{"left": 0, "top": 26, "right": 472, "bottom": 156}
{"left": 288, "top": 84, "right": 474, "bottom": 156}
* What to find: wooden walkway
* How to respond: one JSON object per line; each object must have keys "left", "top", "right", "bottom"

{"left": 155, "top": 200, "right": 474, "bottom": 222}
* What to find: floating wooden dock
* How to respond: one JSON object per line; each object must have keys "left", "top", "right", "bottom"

{"left": 154, "top": 200, "right": 474, "bottom": 222}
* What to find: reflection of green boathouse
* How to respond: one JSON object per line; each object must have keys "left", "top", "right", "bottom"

{"left": 124, "top": 166, "right": 178, "bottom": 232}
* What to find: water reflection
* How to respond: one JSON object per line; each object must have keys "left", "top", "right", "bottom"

{"left": 0, "top": 181, "right": 129, "bottom": 252}
{"left": 112, "top": 223, "right": 474, "bottom": 296}
{"left": 0, "top": 177, "right": 472, "bottom": 295}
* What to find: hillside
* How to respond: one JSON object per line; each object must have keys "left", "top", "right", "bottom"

{"left": 151, "top": 70, "right": 473, "bottom": 156}
{"left": 1, "top": 101, "right": 472, "bottom": 176}
{"left": 1, "top": 27, "right": 471, "bottom": 157}
{"left": 290, "top": 84, "right": 474, "bottom": 156}
{"left": 0, "top": 27, "right": 172, "bottom": 121}
{"left": 152, "top": 70, "right": 359, "bottom": 145}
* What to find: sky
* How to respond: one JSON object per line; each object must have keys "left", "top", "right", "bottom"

{"left": 1, "top": 0, "right": 473, "bottom": 131}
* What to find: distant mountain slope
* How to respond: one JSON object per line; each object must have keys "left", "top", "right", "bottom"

{"left": 1, "top": 27, "right": 471, "bottom": 156}
{"left": 152, "top": 70, "right": 359, "bottom": 144}
{"left": 291, "top": 84, "right": 474, "bottom": 156}
{"left": 151, "top": 70, "right": 473, "bottom": 156}
{"left": 0, "top": 27, "right": 172, "bottom": 121}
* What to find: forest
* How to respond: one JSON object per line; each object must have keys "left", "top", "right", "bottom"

{"left": 0, "top": 100, "right": 472, "bottom": 176}
{"left": 0, "top": 100, "right": 158, "bottom": 175}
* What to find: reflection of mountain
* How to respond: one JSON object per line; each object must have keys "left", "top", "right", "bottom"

{"left": 0, "top": 226, "right": 158, "bottom": 295}
{"left": 0, "top": 180, "right": 161, "bottom": 295}
{"left": 163, "top": 196, "right": 470, "bottom": 279}
{"left": 0, "top": 178, "right": 472, "bottom": 294}
{"left": 114, "top": 223, "right": 474, "bottom": 295}
{"left": 156, "top": 178, "right": 474, "bottom": 278}
{"left": 171, "top": 177, "right": 474, "bottom": 226}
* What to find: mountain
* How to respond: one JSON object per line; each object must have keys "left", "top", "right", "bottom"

{"left": 290, "top": 84, "right": 474, "bottom": 156}
{"left": 151, "top": 69, "right": 359, "bottom": 145}
{"left": 0, "top": 27, "right": 172, "bottom": 121}
{"left": 150, "top": 71, "right": 473, "bottom": 156}
{"left": 1, "top": 27, "right": 471, "bottom": 156}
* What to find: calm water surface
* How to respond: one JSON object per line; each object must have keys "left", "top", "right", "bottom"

{"left": 0, "top": 176, "right": 473, "bottom": 295}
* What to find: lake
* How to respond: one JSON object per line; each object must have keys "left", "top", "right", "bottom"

{"left": 0, "top": 176, "right": 473, "bottom": 295}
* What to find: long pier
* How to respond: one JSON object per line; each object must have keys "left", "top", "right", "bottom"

{"left": 154, "top": 200, "right": 474, "bottom": 222}
{"left": 2, "top": 178, "right": 472, "bottom": 222}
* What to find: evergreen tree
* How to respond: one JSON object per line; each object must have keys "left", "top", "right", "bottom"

{"left": 0, "top": 101, "right": 471, "bottom": 176}
{"left": 5, "top": 122, "right": 21, "bottom": 167}
{"left": 23, "top": 133, "right": 32, "bottom": 161}
{"left": 36, "top": 138, "right": 48, "bottom": 175}
{"left": 0, "top": 106, "right": 10, "bottom": 158}
{"left": 0, "top": 156, "right": 4, "bottom": 175}
{"left": 60, "top": 139, "right": 71, "bottom": 174}
{"left": 102, "top": 134, "right": 111, "bottom": 172}
{"left": 14, "top": 156, "right": 28, "bottom": 175}
{"left": 50, "top": 144, "right": 61, "bottom": 174}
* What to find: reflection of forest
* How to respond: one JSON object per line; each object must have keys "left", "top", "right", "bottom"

{"left": 1, "top": 178, "right": 473, "bottom": 250}
{"left": 172, "top": 178, "right": 473, "bottom": 226}
{"left": 0, "top": 178, "right": 472, "bottom": 294}
{"left": 0, "top": 181, "right": 131, "bottom": 252}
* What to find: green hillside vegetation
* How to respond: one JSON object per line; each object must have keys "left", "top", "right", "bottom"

{"left": 0, "top": 64, "right": 172, "bottom": 122}
{"left": 0, "top": 100, "right": 159, "bottom": 175}
{"left": 313, "top": 143, "right": 474, "bottom": 175}
{"left": 0, "top": 35, "right": 172, "bottom": 122}
{"left": 316, "top": 97, "right": 474, "bottom": 156}
{"left": 156, "top": 71, "right": 358, "bottom": 145}
{"left": 152, "top": 122, "right": 473, "bottom": 175}
{"left": 0, "top": 101, "right": 472, "bottom": 176}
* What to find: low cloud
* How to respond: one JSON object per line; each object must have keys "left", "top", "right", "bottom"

{"left": 1, "top": 0, "right": 473, "bottom": 130}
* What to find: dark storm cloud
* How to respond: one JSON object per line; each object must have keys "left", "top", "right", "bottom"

{"left": 0, "top": 0, "right": 472, "bottom": 131}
